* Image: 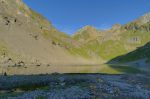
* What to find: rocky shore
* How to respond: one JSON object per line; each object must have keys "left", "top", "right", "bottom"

{"left": 0, "top": 74, "right": 150, "bottom": 99}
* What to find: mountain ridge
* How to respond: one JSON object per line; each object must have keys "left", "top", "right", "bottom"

{"left": 0, "top": 0, "right": 150, "bottom": 68}
{"left": 72, "top": 12, "right": 150, "bottom": 60}
{"left": 0, "top": 0, "right": 101, "bottom": 66}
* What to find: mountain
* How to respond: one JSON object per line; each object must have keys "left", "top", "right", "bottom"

{"left": 0, "top": 0, "right": 150, "bottom": 68}
{"left": 73, "top": 25, "right": 102, "bottom": 43}
{"left": 0, "top": 0, "right": 100, "bottom": 66}
{"left": 73, "top": 13, "right": 150, "bottom": 61}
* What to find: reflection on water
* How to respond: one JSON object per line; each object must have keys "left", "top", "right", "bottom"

{"left": 0, "top": 64, "right": 140, "bottom": 75}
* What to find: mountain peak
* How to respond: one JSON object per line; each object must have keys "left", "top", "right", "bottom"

{"left": 111, "top": 23, "right": 122, "bottom": 30}
{"left": 80, "top": 25, "right": 97, "bottom": 31}
{"left": 142, "top": 12, "right": 150, "bottom": 18}
{"left": 73, "top": 25, "right": 102, "bottom": 42}
{"left": 136, "top": 12, "right": 150, "bottom": 25}
{"left": 74, "top": 25, "right": 99, "bottom": 35}
{"left": 77, "top": 25, "right": 101, "bottom": 34}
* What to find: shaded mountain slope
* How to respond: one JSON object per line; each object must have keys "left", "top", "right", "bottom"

{"left": 108, "top": 42, "right": 150, "bottom": 72}
{"left": 108, "top": 42, "right": 150, "bottom": 63}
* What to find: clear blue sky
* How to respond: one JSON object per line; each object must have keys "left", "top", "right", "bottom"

{"left": 23, "top": 0, "right": 150, "bottom": 34}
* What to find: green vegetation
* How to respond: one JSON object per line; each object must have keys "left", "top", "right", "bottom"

{"left": 97, "top": 40, "right": 127, "bottom": 60}
{"left": 72, "top": 40, "right": 128, "bottom": 60}
{"left": 73, "top": 30, "right": 91, "bottom": 41}
{"left": 72, "top": 20, "right": 150, "bottom": 61}
{"left": 42, "top": 28, "right": 93, "bottom": 58}
{"left": 68, "top": 45, "right": 91, "bottom": 58}
{"left": 111, "top": 42, "right": 150, "bottom": 63}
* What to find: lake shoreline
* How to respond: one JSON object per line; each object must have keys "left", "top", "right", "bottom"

{"left": 0, "top": 64, "right": 144, "bottom": 75}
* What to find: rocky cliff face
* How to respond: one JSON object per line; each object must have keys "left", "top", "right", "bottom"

{"left": 136, "top": 12, "right": 150, "bottom": 25}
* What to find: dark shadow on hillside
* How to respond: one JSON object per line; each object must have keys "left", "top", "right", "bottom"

{"left": 107, "top": 42, "right": 150, "bottom": 63}
{"left": 106, "top": 42, "right": 150, "bottom": 73}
